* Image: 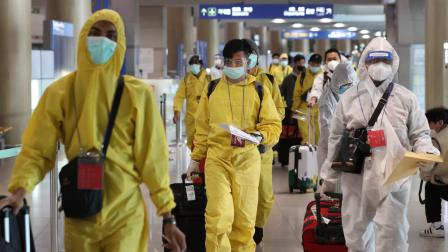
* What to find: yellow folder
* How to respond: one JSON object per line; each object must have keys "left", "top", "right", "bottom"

{"left": 385, "top": 152, "right": 444, "bottom": 185}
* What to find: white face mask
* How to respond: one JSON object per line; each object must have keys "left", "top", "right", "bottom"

{"left": 367, "top": 62, "right": 393, "bottom": 82}
{"left": 326, "top": 60, "right": 339, "bottom": 71}
{"left": 214, "top": 59, "right": 223, "bottom": 67}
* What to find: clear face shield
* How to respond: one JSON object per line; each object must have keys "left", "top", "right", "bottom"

{"left": 365, "top": 51, "right": 394, "bottom": 85}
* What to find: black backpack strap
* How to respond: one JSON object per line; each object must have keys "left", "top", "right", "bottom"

{"left": 299, "top": 71, "right": 306, "bottom": 87}
{"left": 323, "top": 72, "right": 330, "bottom": 87}
{"left": 255, "top": 82, "right": 264, "bottom": 122}
{"left": 367, "top": 82, "right": 394, "bottom": 127}
{"left": 265, "top": 73, "right": 275, "bottom": 86}
{"left": 102, "top": 75, "right": 125, "bottom": 155}
{"left": 207, "top": 78, "right": 221, "bottom": 98}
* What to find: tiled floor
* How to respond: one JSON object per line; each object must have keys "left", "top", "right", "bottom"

{"left": 1, "top": 147, "right": 448, "bottom": 251}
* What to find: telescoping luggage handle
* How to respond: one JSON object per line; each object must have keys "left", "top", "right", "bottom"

{"left": 2, "top": 199, "right": 32, "bottom": 252}
{"left": 307, "top": 107, "right": 316, "bottom": 146}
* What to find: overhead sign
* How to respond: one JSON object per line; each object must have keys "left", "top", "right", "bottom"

{"left": 52, "top": 20, "right": 74, "bottom": 37}
{"left": 283, "top": 30, "right": 357, "bottom": 40}
{"left": 199, "top": 4, "right": 333, "bottom": 19}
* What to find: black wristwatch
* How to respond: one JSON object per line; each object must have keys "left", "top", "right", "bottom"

{"left": 163, "top": 216, "right": 176, "bottom": 225}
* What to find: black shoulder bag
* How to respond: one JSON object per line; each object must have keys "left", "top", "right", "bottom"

{"left": 59, "top": 76, "right": 124, "bottom": 218}
{"left": 332, "top": 83, "right": 394, "bottom": 174}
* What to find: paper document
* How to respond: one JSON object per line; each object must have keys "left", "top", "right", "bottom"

{"left": 384, "top": 152, "right": 444, "bottom": 185}
{"left": 219, "top": 124, "right": 261, "bottom": 144}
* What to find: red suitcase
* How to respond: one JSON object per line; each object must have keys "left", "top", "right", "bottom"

{"left": 302, "top": 193, "right": 348, "bottom": 252}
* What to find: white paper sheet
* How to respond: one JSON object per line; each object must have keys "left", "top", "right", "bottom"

{"left": 219, "top": 124, "right": 261, "bottom": 144}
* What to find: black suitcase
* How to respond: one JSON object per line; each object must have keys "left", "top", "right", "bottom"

{"left": 164, "top": 173, "right": 206, "bottom": 252}
{"left": 277, "top": 122, "right": 301, "bottom": 166}
{"left": 314, "top": 193, "right": 345, "bottom": 245}
{"left": 0, "top": 196, "right": 36, "bottom": 252}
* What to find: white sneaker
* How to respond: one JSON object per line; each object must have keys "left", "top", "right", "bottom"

{"left": 420, "top": 222, "right": 445, "bottom": 238}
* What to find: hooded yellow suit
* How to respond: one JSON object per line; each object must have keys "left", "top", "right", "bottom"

{"left": 8, "top": 10, "right": 174, "bottom": 251}
{"left": 252, "top": 68, "right": 285, "bottom": 228}
{"left": 192, "top": 74, "right": 281, "bottom": 252}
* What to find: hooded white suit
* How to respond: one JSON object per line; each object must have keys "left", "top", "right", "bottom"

{"left": 320, "top": 37, "right": 439, "bottom": 252}
{"left": 317, "top": 62, "right": 358, "bottom": 171}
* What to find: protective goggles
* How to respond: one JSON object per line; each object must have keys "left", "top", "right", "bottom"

{"left": 365, "top": 51, "right": 393, "bottom": 65}
{"left": 224, "top": 58, "right": 247, "bottom": 67}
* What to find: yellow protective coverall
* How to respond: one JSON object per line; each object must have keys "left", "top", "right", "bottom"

{"left": 8, "top": 10, "right": 175, "bottom": 252}
{"left": 192, "top": 74, "right": 281, "bottom": 252}
{"left": 252, "top": 68, "right": 285, "bottom": 229}
{"left": 269, "top": 64, "right": 293, "bottom": 86}
{"left": 173, "top": 70, "right": 210, "bottom": 149}
{"left": 291, "top": 68, "right": 321, "bottom": 145}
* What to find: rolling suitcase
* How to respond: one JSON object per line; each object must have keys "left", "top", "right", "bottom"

{"left": 0, "top": 196, "right": 35, "bottom": 252}
{"left": 302, "top": 193, "right": 347, "bottom": 252}
{"left": 164, "top": 173, "right": 206, "bottom": 252}
{"left": 288, "top": 108, "right": 318, "bottom": 193}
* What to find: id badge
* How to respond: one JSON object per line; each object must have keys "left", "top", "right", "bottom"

{"left": 77, "top": 152, "right": 104, "bottom": 190}
{"left": 231, "top": 135, "right": 245, "bottom": 147}
{"left": 368, "top": 129, "right": 386, "bottom": 148}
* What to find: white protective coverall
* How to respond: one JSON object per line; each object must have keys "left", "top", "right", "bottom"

{"left": 317, "top": 62, "right": 358, "bottom": 170}
{"left": 307, "top": 64, "right": 334, "bottom": 103}
{"left": 320, "top": 37, "right": 439, "bottom": 252}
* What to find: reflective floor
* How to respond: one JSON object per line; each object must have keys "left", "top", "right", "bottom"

{"left": 1, "top": 146, "right": 448, "bottom": 252}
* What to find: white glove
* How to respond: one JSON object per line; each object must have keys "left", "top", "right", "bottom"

{"left": 320, "top": 180, "right": 336, "bottom": 194}
{"left": 249, "top": 131, "right": 263, "bottom": 144}
{"left": 187, "top": 160, "right": 200, "bottom": 179}
{"left": 419, "top": 161, "right": 435, "bottom": 181}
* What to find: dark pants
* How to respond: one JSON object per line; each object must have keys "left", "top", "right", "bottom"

{"left": 425, "top": 182, "right": 448, "bottom": 223}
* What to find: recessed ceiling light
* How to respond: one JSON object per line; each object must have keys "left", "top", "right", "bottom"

{"left": 347, "top": 26, "right": 358, "bottom": 32}
{"left": 310, "top": 27, "right": 321, "bottom": 32}
{"left": 359, "top": 29, "right": 370, "bottom": 34}
{"left": 362, "top": 34, "right": 371, "bottom": 39}
{"left": 334, "top": 23, "right": 345, "bottom": 28}
{"left": 374, "top": 31, "right": 383, "bottom": 37}
{"left": 272, "top": 18, "right": 286, "bottom": 24}
{"left": 291, "top": 23, "right": 303, "bottom": 28}
{"left": 319, "top": 18, "right": 332, "bottom": 23}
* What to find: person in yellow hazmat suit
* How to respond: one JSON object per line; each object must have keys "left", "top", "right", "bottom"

{"left": 242, "top": 39, "right": 285, "bottom": 245}
{"left": 0, "top": 10, "right": 186, "bottom": 252}
{"left": 270, "top": 53, "right": 293, "bottom": 86}
{"left": 291, "top": 53, "right": 323, "bottom": 144}
{"left": 187, "top": 39, "right": 282, "bottom": 252}
{"left": 173, "top": 55, "right": 211, "bottom": 150}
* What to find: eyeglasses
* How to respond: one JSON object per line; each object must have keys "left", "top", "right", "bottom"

{"left": 224, "top": 58, "right": 246, "bottom": 67}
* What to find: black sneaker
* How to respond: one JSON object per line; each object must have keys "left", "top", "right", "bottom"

{"left": 253, "top": 227, "right": 264, "bottom": 244}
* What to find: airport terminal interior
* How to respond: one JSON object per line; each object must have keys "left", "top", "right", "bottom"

{"left": 1, "top": 0, "right": 448, "bottom": 251}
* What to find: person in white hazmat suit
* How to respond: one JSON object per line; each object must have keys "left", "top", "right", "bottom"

{"left": 317, "top": 62, "right": 358, "bottom": 171}
{"left": 320, "top": 37, "right": 440, "bottom": 252}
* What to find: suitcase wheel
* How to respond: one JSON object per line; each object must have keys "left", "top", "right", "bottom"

{"left": 289, "top": 185, "right": 293, "bottom": 194}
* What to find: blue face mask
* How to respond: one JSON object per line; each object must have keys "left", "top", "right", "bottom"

{"left": 309, "top": 66, "right": 321, "bottom": 74}
{"left": 338, "top": 83, "right": 352, "bottom": 94}
{"left": 223, "top": 66, "right": 245, "bottom": 80}
{"left": 248, "top": 54, "right": 258, "bottom": 69}
{"left": 87, "top": 36, "right": 117, "bottom": 65}
{"left": 190, "top": 64, "right": 201, "bottom": 75}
